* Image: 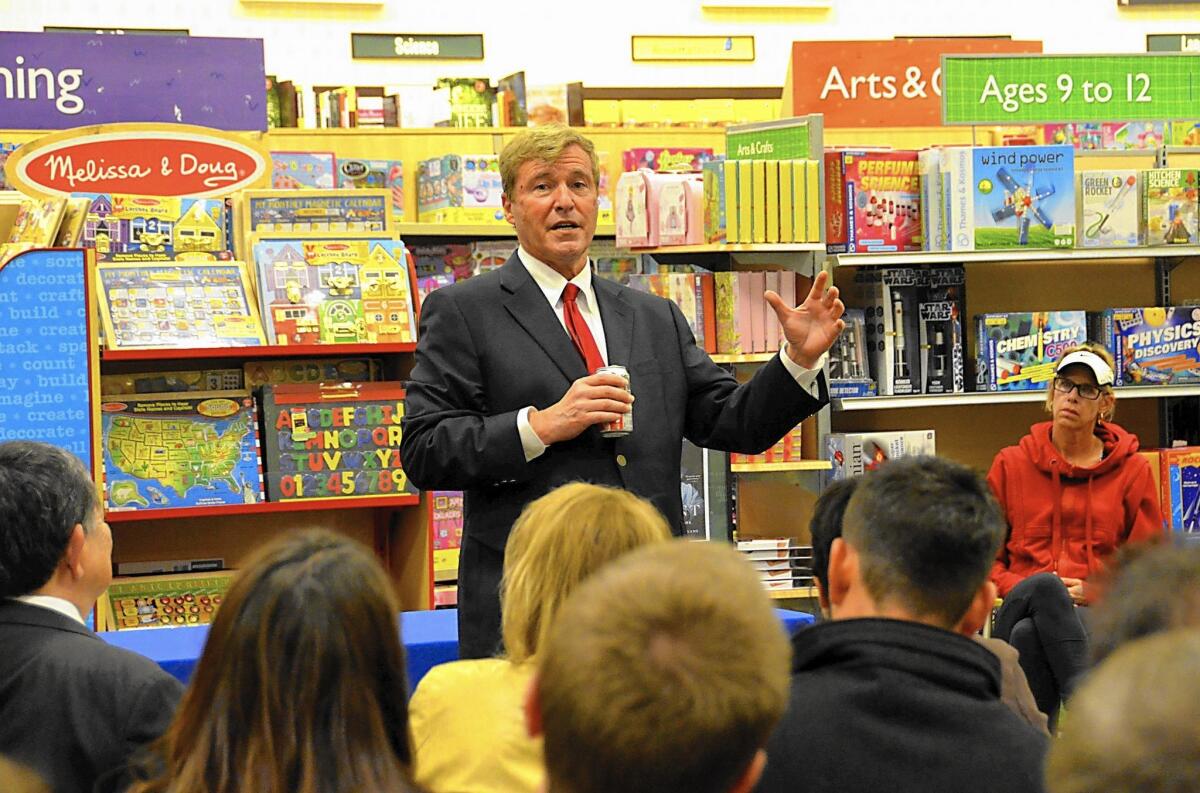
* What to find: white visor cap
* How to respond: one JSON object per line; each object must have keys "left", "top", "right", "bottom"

{"left": 1056, "top": 350, "right": 1114, "bottom": 387}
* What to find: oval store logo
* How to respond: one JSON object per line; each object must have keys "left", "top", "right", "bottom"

{"left": 5, "top": 122, "right": 271, "bottom": 199}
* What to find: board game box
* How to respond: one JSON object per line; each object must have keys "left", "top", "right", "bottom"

{"left": 77, "top": 194, "right": 230, "bottom": 262}
{"left": 1077, "top": 171, "right": 1140, "bottom": 248}
{"left": 260, "top": 382, "right": 418, "bottom": 501}
{"left": 417, "top": 154, "right": 505, "bottom": 224}
{"left": 337, "top": 158, "right": 404, "bottom": 220}
{"left": 271, "top": 151, "right": 336, "bottom": 189}
{"left": 430, "top": 490, "right": 464, "bottom": 579}
{"left": 98, "top": 571, "right": 234, "bottom": 631}
{"left": 243, "top": 357, "right": 381, "bottom": 390}
{"left": 96, "top": 261, "right": 267, "bottom": 350}
{"left": 975, "top": 310, "right": 1089, "bottom": 391}
{"left": 1100, "top": 306, "right": 1200, "bottom": 386}
{"left": 621, "top": 147, "right": 715, "bottom": 172}
{"left": 825, "top": 150, "right": 922, "bottom": 254}
{"left": 5, "top": 197, "right": 66, "bottom": 247}
{"left": 1142, "top": 169, "right": 1198, "bottom": 246}
{"left": 239, "top": 190, "right": 394, "bottom": 250}
{"left": 252, "top": 239, "right": 416, "bottom": 346}
{"left": 101, "top": 391, "right": 265, "bottom": 511}
{"left": 102, "top": 369, "right": 244, "bottom": 395}
{"left": 1161, "top": 447, "right": 1200, "bottom": 537}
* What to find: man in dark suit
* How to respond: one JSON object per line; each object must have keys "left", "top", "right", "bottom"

{"left": 0, "top": 441, "right": 184, "bottom": 793}
{"left": 401, "top": 125, "right": 844, "bottom": 658}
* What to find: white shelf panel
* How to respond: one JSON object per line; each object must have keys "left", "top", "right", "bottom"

{"left": 832, "top": 245, "right": 1200, "bottom": 267}
{"left": 834, "top": 384, "right": 1200, "bottom": 411}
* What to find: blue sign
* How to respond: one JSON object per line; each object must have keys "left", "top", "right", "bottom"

{"left": 0, "top": 32, "right": 267, "bottom": 131}
{"left": 0, "top": 249, "right": 94, "bottom": 471}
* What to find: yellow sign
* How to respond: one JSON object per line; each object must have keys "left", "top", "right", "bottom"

{"left": 631, "top": 36, "right": 755, "bottom": 62}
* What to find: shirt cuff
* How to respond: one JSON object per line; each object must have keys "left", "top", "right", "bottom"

{"left": 779, "top": 346, "right": 825, "bottom": 400}
{"left": 517, "top": 406, "right": 548, "bottom": 462}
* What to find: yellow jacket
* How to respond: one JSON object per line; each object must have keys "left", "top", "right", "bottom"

{"left": 409, "top": 658, "right": 543, "bottom": 793}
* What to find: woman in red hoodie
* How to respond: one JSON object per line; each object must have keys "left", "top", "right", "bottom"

{"left": 988, "top": 342, "right": 1162, "bottom": 726}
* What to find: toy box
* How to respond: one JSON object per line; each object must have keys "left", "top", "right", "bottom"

{"left": 270, "top": 151, "right": 336, "bottom": 189}
{"left": 0, "top": 142, "right": 18, "bottom": 190}
{"left": 702, "top": 159, "right": 726, "bottom": 243}
{"left": 102, "top": 369, "right": 243, "bottom": 395}
{"left": 252, "top": 239, "right": 415, "bottom": 346}
{"left": 829, "top": 308, "right": 874, "bottom": 397}
{"left": 920, "top": 266, "right": 967, "bottom": 395}
{"left": 260, "top": 382, "right": 419, "bottom": 501}
{"left": 239, "top": 190, "right": 393, "bottom": 244}
{"left": 416, "top": 154, "right": 504, "bottom": 224}
{"left": 1103, "top": 122, "right": 1166, "bottom": 151}
{"left": 919, "top": 148, "right": 946, "bottom": 251}
{"left": 975, "top": 310, "right": 1089, "bottom": 391}
{"left": 101, "top": 391, "right": 264, "bottom": 511}
{"left": 1160, "top": 447, "right": 1200, "bottom": 536}
{"left": 1101, "top": 306, "right": 1200, "bottom": 386}
{"left": 430, "top": 490, "right": 464, "bottom": 579}
{"left": 1043, "top": 123, "right": 1103, "bottom": 150}
{"left": 243, "top": 357, "right": 380, "bottom": 390}
{"left": 1078, "top": 171, "right": 1140, "bottom": 248}
{"left": 1142, "top": 169, "right": 1198, "bottom": 246}
{"left": 622, "top": 147, "right": 714, "bottom": 172}
{"left": 962, "top": 145, "right": 1075, "bottom": 250}
{"left": 97, "top": 571, "right": 234, "bottom": 631}
{"left": 825, "top": 150, "right": 921, "bottom": 254}
{"left": 826, "top": 430, "right": 936, "bottom": 481}
{"left": 337, "top": 159, "right": 404, "bottom": 220}
{"left": 76, "top": 194, "right": 229, "bottom": 262}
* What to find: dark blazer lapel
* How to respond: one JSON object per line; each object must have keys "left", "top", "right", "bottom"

{"left": 594, "top": 274, "right": 632, "bottom": 367}
{"left": 500, "top": 254, "right": 588, "bottom": 382}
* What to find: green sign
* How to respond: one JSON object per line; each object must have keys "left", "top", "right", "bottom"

{"left": 726, "top": 117, "right": 814, "bottom": 160}
{"left": 941, "top": 54, "right": 1200, "bottom": 124}
{"left": 351, "top": 33, "right": 484, "bottom": 60}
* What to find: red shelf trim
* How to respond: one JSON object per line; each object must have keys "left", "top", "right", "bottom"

{"left": 105, "top": 494, "right": 420, "bottom": 522}
{"left": 101, "top": 342, "right": 418, "bottom": 362}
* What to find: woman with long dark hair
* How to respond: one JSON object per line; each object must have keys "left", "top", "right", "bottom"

{"left": 129, "top": 529, "right": 420, "bottom": 793}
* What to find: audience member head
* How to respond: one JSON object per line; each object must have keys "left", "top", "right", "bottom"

{"left": 1047, "top": 629, "right": 1200, "bottom": 793}
{"left": 1088, "top": 541, "right": 1200, "bottom": 666}
{"left": 833, "top": 455, "right": 1005, "bottom": 633}
{"left": 0, "top": 441, "right": 109, "bottom": 618}
{"left": 530, "top": 541, "right": 791, "bottom": 793}
{"left": 0, "top": 756, "right": 51, "bottom": 793}
{"left": 808, "top": 477, "right": 860, "bottom": 616}
{"left": 130, "top": 530, "right": 416, "bottom": 793}
{"left": 501, "top": 482, "right": 671, "bottom": 663}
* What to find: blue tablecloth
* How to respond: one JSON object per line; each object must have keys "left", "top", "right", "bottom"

{"left": 102, "top": 607, "right": 813, "bottom": 690}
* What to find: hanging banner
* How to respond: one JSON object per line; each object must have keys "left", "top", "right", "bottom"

{"left": 5, "top": 123, "right": 272, "bottom": 199}
{"left": 0, "top": 31, "right": 266, "bottom": 131}
{"left": 784, "top": 38, "right": 1042, "bottom": 127}
{"left": 0, "top": 248, "right": 99, "bottom": 476}
{"left": 942, "top": 53, "right": 1200, "bottom": 125}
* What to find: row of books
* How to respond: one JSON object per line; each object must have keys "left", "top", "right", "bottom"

{"left": 730, "top": 423, "right": 805, "bottom": 466}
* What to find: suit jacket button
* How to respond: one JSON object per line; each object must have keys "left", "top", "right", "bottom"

{"left": 616, "top": 454, "right": 627, "bottom": 467}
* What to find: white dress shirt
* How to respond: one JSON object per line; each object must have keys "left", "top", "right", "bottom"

{"left": 515, "top": 246, "right": 825, "bottom": 461}
{"left": 15, "top": 594, "right": 86, "bottom": 625}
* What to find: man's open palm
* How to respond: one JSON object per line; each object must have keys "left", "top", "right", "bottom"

{"left": 764, "top": 269, "right": 846, "bottom": 369}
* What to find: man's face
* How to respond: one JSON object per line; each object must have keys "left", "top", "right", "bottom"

{"left": 502, "top": 144, "right": 598, "bottom": 277}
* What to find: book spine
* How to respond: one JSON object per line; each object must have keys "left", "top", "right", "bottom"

{"left": 806, "top": 160, "right": 820, "bottom": 246}
{"left": 752, "top": 160, "right": 767, "bottom": 244}
{"left": 765, "top": 160, "right": 780, "bottom": 244}
{"left": 779, "top": 160, "right": 795, "bottom": 243}
{"left": 737, "top": 160, "right": 753, "bottom": 244}
{"left": 723, "top": 160, "right": 739, "bottom": 244}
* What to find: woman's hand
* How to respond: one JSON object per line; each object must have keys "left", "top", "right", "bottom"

{"left": 1059, "top": 576, "right": 1086, "bottom": 605}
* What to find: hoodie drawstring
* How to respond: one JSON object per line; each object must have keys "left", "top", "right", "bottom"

{"left": 1051, "top": 462, "right": 1063, "bottom": 574}
{"left": 1085, "top": 476, "right": 1096, "bottom": 575}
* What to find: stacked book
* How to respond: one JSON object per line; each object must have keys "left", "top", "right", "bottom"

{"left": 736, "top": 539, "right": 814, "bottom": 593}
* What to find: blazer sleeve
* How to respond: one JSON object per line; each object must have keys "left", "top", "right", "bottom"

{"left": 987, "top": 453, "right": 1025, "bottom": 598}
{"left": 670, "top": 300, "right": 826, "bottom": 454}
{"left": 96, "top": 670, "right": 183, "bottom": 793}
{"left": 401, "top": 288, "right": 533, "bottom": 491}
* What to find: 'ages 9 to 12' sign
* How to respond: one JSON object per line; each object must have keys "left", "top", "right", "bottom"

{"left": 941, "top": 53, "right": 1200, "bottom": 125}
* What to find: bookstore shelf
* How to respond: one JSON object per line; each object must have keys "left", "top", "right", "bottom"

{"left": 105, "top": 494, "right": 421, "bottom": 523}
{"left": 631, "top": 242, "right": 826, "bottom": 256}
{"left": 834, "top": 384, "right": 1200, "bottom": 412}
{"left": 832, "top": 246, "right": 1200, "bottom": 268}
{"left": 768, "top": 587, "right": 818, "bottom": 600}
{"left": 397, "top": 222, "right": 616, "bottom": 237}
{"left": 730, "top": 460, "right": 832, "bottom": 473}
{"left": 710, "top": 352, "right": 776, "bottom": 364}
{"left": 101, "top": 342, "right": 418, "bottom": 362}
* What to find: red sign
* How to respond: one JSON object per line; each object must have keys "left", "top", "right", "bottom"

{"left": 786, "top": 38, "right": 1043, "bottom": 127}
{"left": 5, "top": 123, "right": 271, "bottom": 199}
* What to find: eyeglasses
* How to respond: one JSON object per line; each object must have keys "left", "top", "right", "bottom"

{"left": 1053, "top": 376, "right": 1105, "bottom": 401}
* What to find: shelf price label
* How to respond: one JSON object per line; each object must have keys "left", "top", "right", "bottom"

{"left": 941, "top": 53, "right": 1200, "bottom": 125}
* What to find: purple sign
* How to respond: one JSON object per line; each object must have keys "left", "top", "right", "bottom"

{"left": 0, "top": 32, "right": 267, "bottom": 131}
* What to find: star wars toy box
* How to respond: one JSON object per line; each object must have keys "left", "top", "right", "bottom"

{"left": 974, "top": 310, "right": 1089, "bottom": 392}
{"left": 857, "top": 266, "right": 966, "bottom": 396}
{"left": 826, "top": 430, "right": 936, "bottom": 481}
{"left": 1160, "top": 447, "right": 1200, "bottom": 537}
{"left": 1142, "top": 169, "right": 1198, "bottom": 246}
{"left": 828, "top": 309, "right": 875, "bottom": 398}
{"left": 1077, "top": 170, "right": 1140, "bottom": 249}
{"left": 940, "top": 145, "right": 1075, "bottom": 251}
{"left": 825, "top": 150, "right": 922, "bottom": 254}
{"left": 417, "top": 154, "right": 505, "bottom": 224}
{"left": 1100, "top": 306, "right": 1200, "bottom": 386}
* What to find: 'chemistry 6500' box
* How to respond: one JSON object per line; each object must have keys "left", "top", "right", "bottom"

{"left": 1101, "top": 306, "right": 1200, "bottom": 386}
{"left": 975, "top": 311, "right": 1088, "bottom": 392}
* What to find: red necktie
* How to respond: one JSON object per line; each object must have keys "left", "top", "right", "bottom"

{"left": 561, "top": 283, "right": 606, "bottom": 373}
